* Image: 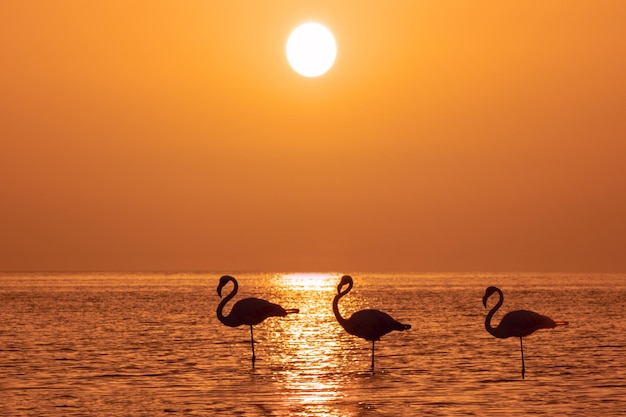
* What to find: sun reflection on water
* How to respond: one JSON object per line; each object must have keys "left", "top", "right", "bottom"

{"left": 265, "top": 273, "right": 351, "bottom": 414}
{"left": 275, "top": 272, "right": 340, "bottom": 292}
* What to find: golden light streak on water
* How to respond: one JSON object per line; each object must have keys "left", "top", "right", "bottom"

{"left": 274, "top": 272, "right": 340, "bottom": 292}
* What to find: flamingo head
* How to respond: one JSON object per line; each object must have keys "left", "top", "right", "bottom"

{"left": 482, "top": 286, "right": 500, "bottom": 307}
{"left": 337, "top": 275, "right": 353, "bottom": 293}
{"left": 217, "top": 275, "right": 235, "bottom": 297}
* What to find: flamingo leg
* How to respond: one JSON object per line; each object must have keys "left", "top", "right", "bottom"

{"left": 519, "top": 337, "right": 526, "bottom": 379}
{"left": 371, "top": 340, "right": 375, "bottom": 370}
{"left": 250, "top": 325, "right": 256, "bottom": 368}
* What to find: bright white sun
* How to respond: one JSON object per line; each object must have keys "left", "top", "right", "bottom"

{"left": 286, "top": 23, "right": 337, "bottom": 77}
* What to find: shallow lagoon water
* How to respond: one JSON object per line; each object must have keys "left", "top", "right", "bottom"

{"left": 1, "top": 272, "right": 625, "bottom": 416}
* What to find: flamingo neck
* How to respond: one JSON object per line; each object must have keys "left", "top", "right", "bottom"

{"left": 332, "top": 281, "right": 352, "bottom": 327}
{"left": 485, "top": 288, "right": 504, "bottom": 338}
{"left": 217, "top": 277, "right": 238, "bottom": 326}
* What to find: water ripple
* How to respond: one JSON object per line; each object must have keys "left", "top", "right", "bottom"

{"left": 1, "top": 272, "right": 625, "bottom": 416}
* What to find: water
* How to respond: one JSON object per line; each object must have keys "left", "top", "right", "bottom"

{"left": 1, "top": 272, "right": 625, "bottom": 416}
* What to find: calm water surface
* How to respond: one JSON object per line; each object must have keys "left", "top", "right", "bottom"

{"left": 1, "top": 272, "right": 625, "bottom": 416}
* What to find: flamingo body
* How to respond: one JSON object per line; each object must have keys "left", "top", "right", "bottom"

{"left": 491, "top": 309, "right": 560, "bottom": 339}
{"left": 342, "top": 309, "right": 410, "bottom": 341}
{"left": 216, "top": 275, "right": 299, "bottom": 366}
{"left": 482, "top": 286, "right": 568, "bottom": 379}
{"left": 333, "top": 275, "right": 411, "bottom": 369}
{"left": 219, "top": 297, "right": 295, "bottom": 327}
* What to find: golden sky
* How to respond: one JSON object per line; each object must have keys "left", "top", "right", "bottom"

{"left": 1, "top": 1, "right": 625, "bottom": 272}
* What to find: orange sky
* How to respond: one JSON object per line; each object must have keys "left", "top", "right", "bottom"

{"left": 1, "top": 1, "right": 625, "bottom": 272}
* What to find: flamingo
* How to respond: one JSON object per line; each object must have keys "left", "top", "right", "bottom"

{"left": 333, "top": 275, "right": 411, "bottom": 369}
{"left": 216, "top": 275, "right": 299, "bottom": 367}
{"left": 482, "top": 286, "right": 569, "bottom": 379}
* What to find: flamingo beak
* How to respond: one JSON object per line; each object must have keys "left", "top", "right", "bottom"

{"left": 482, "top": 295, "right": 488, "bottom": 308}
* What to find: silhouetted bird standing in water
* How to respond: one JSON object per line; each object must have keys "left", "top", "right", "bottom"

{"left": 216, "top": 275, "right": 299, "bottom": 367}
{"left": 333, "top": 275, "right": 411, "bottom": 369}
{"left": 482, "top": 286, "right": 569, "bottom": 379}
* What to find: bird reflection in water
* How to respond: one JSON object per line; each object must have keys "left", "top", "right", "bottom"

{"left": 216, "top": 275, "right": 299, "bottom": 367}
{"left": 483, "top": 286, "right": 569, "bottom": 379}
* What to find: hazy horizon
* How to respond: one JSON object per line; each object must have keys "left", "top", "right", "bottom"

{"left": 1, "top": 270, "right": 624, "bottom": 275}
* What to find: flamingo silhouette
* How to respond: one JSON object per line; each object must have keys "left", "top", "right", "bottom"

{"left": 216, "top": 275, "right": 299, "bottom": 367}
{"left": 482, "top": 286, "right": 569, "bottom": 379}
{"left": 333, "top": 275, "right": 411, "bottom": 369}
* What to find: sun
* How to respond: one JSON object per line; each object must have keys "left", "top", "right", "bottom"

{"left": 286, "top": 23, "right": 337, "bottom": 77}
